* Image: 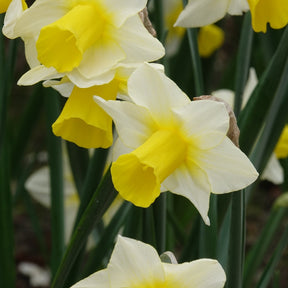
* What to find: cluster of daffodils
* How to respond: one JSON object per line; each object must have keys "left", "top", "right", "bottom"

{"left": 2, "top": 0, "right": 288, "bottom": 287}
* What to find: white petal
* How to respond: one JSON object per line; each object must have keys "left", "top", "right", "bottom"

{"left": 211, "top": 89, "right": 235, "bottom": 108}
{"left": 23, "top": 37, "right": 40, "bottom": 68}
{"left": 77, "top": 38, "right": 125, "bottom": 79}
{"left": 116, "top": 15, "right": 165, "bottom": 63}
{"left": 14, "top": 0, "right": 68, "bottom": 37}
{"left": 128, "top": 63, "right": 190, "bottom": 126}
{"left": 17, "top": 65, "right": 63, "bottom": 86}
{"left": 242, "top": 67, "right": 258, "bottom": 109}
{"left": 163, "top": 163, "right": 211, "bottom": 225}
{"left": 196, "top": 137, "right": 259, "bottom": 194}
{"left": 43, "top": 79, "right": 74, "bottom": 97}
{"left": 261, "top": 154, "right": 284, "bottom": 185}
{"left": 173, "top": 100, "right": 229, "bottom": 149}
{"left": 228, "top": 0, "right": 249, "bottom": 15}
{"left": 174, "top": 0, "right": 230, "bottom": 27}
{"left": 108, "top": 236, "right": 165, "bottom": 287}
{"left": 67, "top": 68, "right": 116, "bottom": 88}
{"left": 105, "top": 0, "right": 147, "bottom": 27}
{"left": 70, "top": 269, "right": 109, "bottom": 288}
{"left": 163, "top": 259, "right": 226, "bottom": 288}
{"left": 2, "top": 0, "right": 25, "bottom": 39}
{"left": 112, "top": 138, "right": 133, "bottom": 161}
{"left": 94, "top": 96, "right": 155, "bottom": 149}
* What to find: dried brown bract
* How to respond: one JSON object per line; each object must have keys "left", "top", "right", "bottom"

{"left": 194, "top": 95, "right": 240, "bottom": 147}
{"left": 139, "top": 7, "right": 157, "bottom": 37}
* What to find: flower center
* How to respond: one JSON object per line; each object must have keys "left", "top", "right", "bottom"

{"left": 36, "top": 3, "right": 108, "bottom": 72}
{"left": 111, "top": 129, "right": 187, "bottom": 207}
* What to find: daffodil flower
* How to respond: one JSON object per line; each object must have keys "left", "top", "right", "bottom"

{"left": 174, "top": 0, "right": 249, "bottom": 28}
{"left": 212, "top": 68, "right": 284, "bottom": 185}
{"left": 94, "top": 64, "right": 258, "bottom": 225}
{"left": 248, "top": 0, "right": 288, "bottom": 32}
{"left": 3, "top": 0, "right": 165, "bottom": 87}
{"left": 70, "top": 236, "right": 226, "bottom": 288}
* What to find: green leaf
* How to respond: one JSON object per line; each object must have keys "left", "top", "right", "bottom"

{"left": 256, "top": 225, "right": 288, "bottom": 288}
{"left": 45, "top": 88, "right": 65, "bottom": 277}
{"left": 51, "top": 169, "right": 117, "bottom": 288}
{"left": 239, "top": 26, "right": 288, "bottom": 154}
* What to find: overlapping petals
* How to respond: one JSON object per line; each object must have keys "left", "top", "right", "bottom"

{"left": 3, "top": 0, "right": 165, "bottom": 87}
{"left": 94, "top": 64, "right": 258, "bottom": 224}
{"left": 70, "top": 236, "right": 226, "bottom": 288}
{"left": 48, "top": 63, "right": 163, "bottom": 149}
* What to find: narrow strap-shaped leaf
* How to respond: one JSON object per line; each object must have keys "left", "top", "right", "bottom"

{"left": 250, "top": 56, "right": 288, "bottom": 174}
{"left": 73, "top": 147, "right": 109, "bottom": 230}
{"left": 51, "top": 169, "right": 117, "bottom": 288}
{"left": 45, "top": 88, "right": 65, "bottom": 277}
{"left": 226, "top": 190, "right": 246, "bottom": 288}
{"left": 239, "top": 26, "right": 288, "bottom": 154}
{"left": 82, "top": 201, "right": 132, "bottom": 278}
{"left": 256, "top": 224, "right": 288, "bottom": 288}
{"left": 182, "top": 0, "right": 204, "bottom": 96}
{"left": 244, "top": 207, "right": 287, "bottom": 287}
{"left": 153, "top": 193, "right": 167, "bottom": 254}
{"left": 234, "top": 12, "right": 254, "bottom": 117}
{"left": 65, "top": 142, "right": 89, "bottom": 195}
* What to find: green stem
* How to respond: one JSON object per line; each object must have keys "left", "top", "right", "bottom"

{"left": 226, "top": 190, "right": 245, "bottom": 288}
{"left": 73, "top": 147, "right": 109, "bottom": 230}
{"left": 45, "top": 88, "right": 65, "bottom": 277}
{"left": 182, "top": 0, "right": 204, "bottom": 96}
{"left": 153, "top": 193, "right": 167, "bottom": 254}
{"left": 51, "top": 169, "right": 117, "bottom": 288}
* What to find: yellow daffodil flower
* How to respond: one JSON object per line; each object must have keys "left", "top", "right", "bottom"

{"left": 70, "top": 236, "right": 226, "bottom": 288}
{"left": 174, "top": 0, "right": 249, "bottom": 28}
{"left": 212, "top": 68, "right": 284, "bottom": 185}
{"left": 275, "top": 125, "right": 288, "bottom": 159}
{"left": 3, "top": 0, "right": 165, "bottom": 87}
{"left": 197, "top": 25, "right": 225, "bottom": 57}
{"left": 94, "top": 64, "right": 258, "bottom": 225}
{"left": 248, "top": 0, "right": 288, "bottom": 32}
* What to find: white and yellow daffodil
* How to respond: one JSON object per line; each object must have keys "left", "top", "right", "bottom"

{"left": 174, "top": 0, "right": 249, "bottom": 28}
{"left": 70, "top": 236, "right": 226, "bottom": 288}
{"left": 212, "top": 68, "right": 284, "bottom": 185}
{"left": 3, "top": 0, "right": 165, "bottom": 87}
{"left": 94, "top": 64, "right": 258, "bottom": 225}
{"left": 248, "top": 0, "right": 288, "bottom": 32}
